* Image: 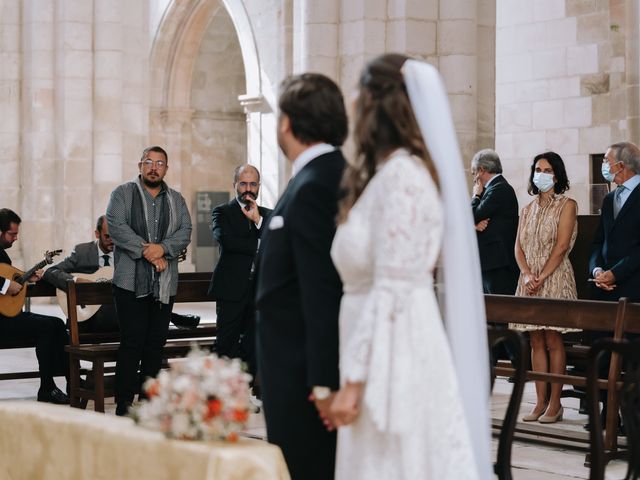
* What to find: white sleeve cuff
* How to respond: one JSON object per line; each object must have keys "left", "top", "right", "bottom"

{"left": 0, "top": 278, "right": 9, "bottom": 295}
{"left": 255, "top": 216, "right": 263, "bottom": 229}
{"left": 592, "top": 267, "right": 604, "bottom": 278}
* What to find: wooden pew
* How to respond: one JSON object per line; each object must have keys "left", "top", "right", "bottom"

{"left": 65, "top": 273, "right": 217, "bottom": 412}
{"left": 485, "top": 294, "right": 632, "bottom": 464}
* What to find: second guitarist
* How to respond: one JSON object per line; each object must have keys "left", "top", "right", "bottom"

{"left": 0, "top": 208, "right": 69, "bottom": 404}
{"left": 44, "top": 215, "right": 117, "bottom": 333}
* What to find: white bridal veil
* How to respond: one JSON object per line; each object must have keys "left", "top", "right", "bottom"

{"left": 402, "top": 60, "right": 492, "bottom": 479}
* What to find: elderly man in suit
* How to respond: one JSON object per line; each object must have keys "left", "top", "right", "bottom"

{"left": 255, "top": 73, "right": 347, "bottom": 480}
{"left": 471, "top": 149, "right": 519, "bottom": 295}
{"left": 590, "top": 141, "right": 640, "bottom": 301}
{"left": 588, "top": 141, "right": 640, "bottom": 432}
{"left": 208, "top": 164, "right": 271, "bottom": 382}
{"left": 44, "top": 215, "right": 117, "bottom": 332}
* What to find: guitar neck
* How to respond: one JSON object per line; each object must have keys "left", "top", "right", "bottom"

{"left": 17, "top": 259, "right": 48, "bottom": 285}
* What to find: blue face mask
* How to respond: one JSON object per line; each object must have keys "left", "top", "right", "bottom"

{"left": 601, "top": 161, "right": 619, "bottom": 183}
{"left": 533, "top": 172, "right": 555, "bottom": 193}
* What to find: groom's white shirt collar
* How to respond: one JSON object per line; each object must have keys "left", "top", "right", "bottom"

{"left": 291, "top": 143, "right": 335, "bottom": 177}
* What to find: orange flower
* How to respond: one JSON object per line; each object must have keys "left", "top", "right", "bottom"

{"left": 232, "top": 408, "right": 248, "bottom": 423}
{"left": 227, "top": 431, "right": 239, "bottom": 442}
{"left": 205, "top": 398, "right": 223, "bottom": 419}
{"left": 146, "top": 380, "right": 160, "bottom": 398}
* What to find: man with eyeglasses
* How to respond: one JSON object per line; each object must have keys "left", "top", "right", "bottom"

{"left": 106, "top": 146, "right": 192, "bottom": 416}
{"left": 207, "top": 164, "right": 271, "bottom": 389}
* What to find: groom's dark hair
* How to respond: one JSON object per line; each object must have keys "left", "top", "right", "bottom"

{"left": 278, "top": 73, "right": 348, "bottom": 147}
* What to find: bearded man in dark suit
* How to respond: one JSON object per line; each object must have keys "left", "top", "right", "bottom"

{"left": 208, "top": 164, "right": 271, "bottom": 381}
{"left": 471, "top": 149, "right": 519, "bottom": 295}
{"left": 255, "top": 73, "right": 347, "bottom": 480}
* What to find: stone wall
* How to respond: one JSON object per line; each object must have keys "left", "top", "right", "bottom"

{"left": 495, "top": 0, "right": 639, "bottom": 211}
{"left": 0, "top": 0, "right": 148, "bottom": 269}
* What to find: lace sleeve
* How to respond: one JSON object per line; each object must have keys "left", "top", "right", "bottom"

{"left": 340, "top": 155, "right": 442, "bottom": 431}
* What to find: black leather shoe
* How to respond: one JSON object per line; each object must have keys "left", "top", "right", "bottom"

{"left": 170, "top": 313, "right": 200, "bottom": 330}
{"left": 37, "top": 387, "right": 70, "bottom": 405}
{"left": 115, "top": 402, "right": 132, "bottom": 417}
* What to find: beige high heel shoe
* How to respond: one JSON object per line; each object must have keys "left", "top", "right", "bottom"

{"left": 522, "top": 406, "right": 547, "bottom": 422}
{"left": 538, "top": 406, "right": 563, "bottom": 424}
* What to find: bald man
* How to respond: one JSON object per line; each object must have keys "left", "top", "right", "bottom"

{"left": 207, "top": 164, "right": 271, "bottom": 381}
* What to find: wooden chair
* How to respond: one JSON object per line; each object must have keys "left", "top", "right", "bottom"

{"left": 488, "top": 326, "right": 527, "bottom": 480}
{"left": 587, "top": 337, "right": 640, "bottom": 480}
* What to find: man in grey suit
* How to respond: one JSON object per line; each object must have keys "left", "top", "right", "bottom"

{"left": 44, "top": 215, "right": 117, "bottom": 332}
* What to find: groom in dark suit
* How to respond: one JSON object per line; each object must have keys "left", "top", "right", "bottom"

{"left": 255, "top": 73, "right": 347, "bottom": 480}
{"left": 590, "top": 141, "right": 640, "bottom": 302}
{"left": 208, "top": 164, "right": 271, "bottom": 380}
{"left": 470, "top": 149, "right": 519, "bottom": 295}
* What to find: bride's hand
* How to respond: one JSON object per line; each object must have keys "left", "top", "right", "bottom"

{"left": 330, "top": 382, "right": 363, "bottom": 427}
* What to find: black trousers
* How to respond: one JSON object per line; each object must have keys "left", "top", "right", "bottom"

{"left": 113, "top": 286, "right": 173, "bottom": 404}
{"left": 214, "top": 282, "right": 257, "bottom": 378}
{"left": 0, "top": 311, "right": 68, "bottom": 388}
{"left": 482, "top": 265, "right": 518, "bottom": 295}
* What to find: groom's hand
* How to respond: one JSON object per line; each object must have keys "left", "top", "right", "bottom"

{"left": 309, "top": 391, "right": 336, "bottom": 431}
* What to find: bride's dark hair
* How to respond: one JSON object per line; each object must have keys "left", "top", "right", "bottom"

{"left": 337, "top": 53, "right": 438, "bottom": 223}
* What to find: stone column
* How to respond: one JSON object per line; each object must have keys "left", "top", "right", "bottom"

{"left": 51, "top": 0, "right": 95, "bottom": 254}
{"left": 293, "top": 0, "right": 339, "bottom": 78}
{"left": 93, "top": 0, "right": 124, "bottom": 218}
{"left": 121, "top": 0, "right": 149, "bottom": 180}
{"left": 609, "top": 0, "right": 627, "bottom": 141}
{"left": 239, "top": 94, "right": 280, "bottom": 206}
{"left": 0, "top": 0, "right": 22, "bottom": 218}
{"left": 477, "top": 0, "right": 496, "bottom": 149}
{"left": 438, "top": 0, "right": 479, "bottom": 166}
{"left": 338, "top": 0, "right": 387, "bottom": 90}
{"left": 625, "top": 0, "right": 640, "bottom": 142}
{"left": 22, "top": 0, "right": 57, "bottom": 258}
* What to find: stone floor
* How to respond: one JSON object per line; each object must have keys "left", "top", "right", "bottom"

{"left": 0, "top": 302, "right": 630, "bottom": 479}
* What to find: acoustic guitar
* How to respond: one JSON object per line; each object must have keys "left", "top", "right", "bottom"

{"left": 56, "top": 266, "right": 114, "bottom": 322}
{"left": 0, "top": 250, "right": 62, "bottom": 317}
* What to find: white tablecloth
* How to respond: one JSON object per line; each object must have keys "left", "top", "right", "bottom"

{"left": 0, "top": 401, "right": 290, "bottom": 480}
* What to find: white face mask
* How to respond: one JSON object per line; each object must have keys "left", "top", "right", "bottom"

{"left": 533, "top": 172, "right": 555, "bottom": 193}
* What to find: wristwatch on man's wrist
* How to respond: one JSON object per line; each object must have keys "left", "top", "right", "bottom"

{"left": 312, "top": 386, "right": 331, "bottom": 400}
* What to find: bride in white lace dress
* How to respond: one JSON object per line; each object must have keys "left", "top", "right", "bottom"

{"left": 329, "top": 54, "right": 489, "bottom": 479}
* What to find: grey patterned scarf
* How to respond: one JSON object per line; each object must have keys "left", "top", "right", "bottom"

{"left": 131, "top": 177, "right": 178, "bottom": 304}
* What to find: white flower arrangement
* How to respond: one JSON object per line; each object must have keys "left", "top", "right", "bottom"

{"left": 133, "top": 346, "right": 253, "bottom": 442}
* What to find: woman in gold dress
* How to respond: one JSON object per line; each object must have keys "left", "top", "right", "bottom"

{"left": 513, "top": 151, "right": 578, "bottom": 424}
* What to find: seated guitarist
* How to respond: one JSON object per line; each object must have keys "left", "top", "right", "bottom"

{"left": 45, "top": 215, "right": 199, "bottom": 332}
{"left": 0, "top": 208, "right": 69, "bottom": 404}
{"left": 44, "top": 215, "right": 118, "bottom": 333}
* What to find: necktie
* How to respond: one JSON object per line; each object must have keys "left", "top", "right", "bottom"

{"left": 102, "top": 254, "right": 111, "bottom": 267}
{"left": 614, "top": 185, "right": 626, "bottom": 219}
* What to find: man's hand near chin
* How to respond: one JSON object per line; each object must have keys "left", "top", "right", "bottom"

{"left": 309, "top": 391, "right": 336, "bottom": 431}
